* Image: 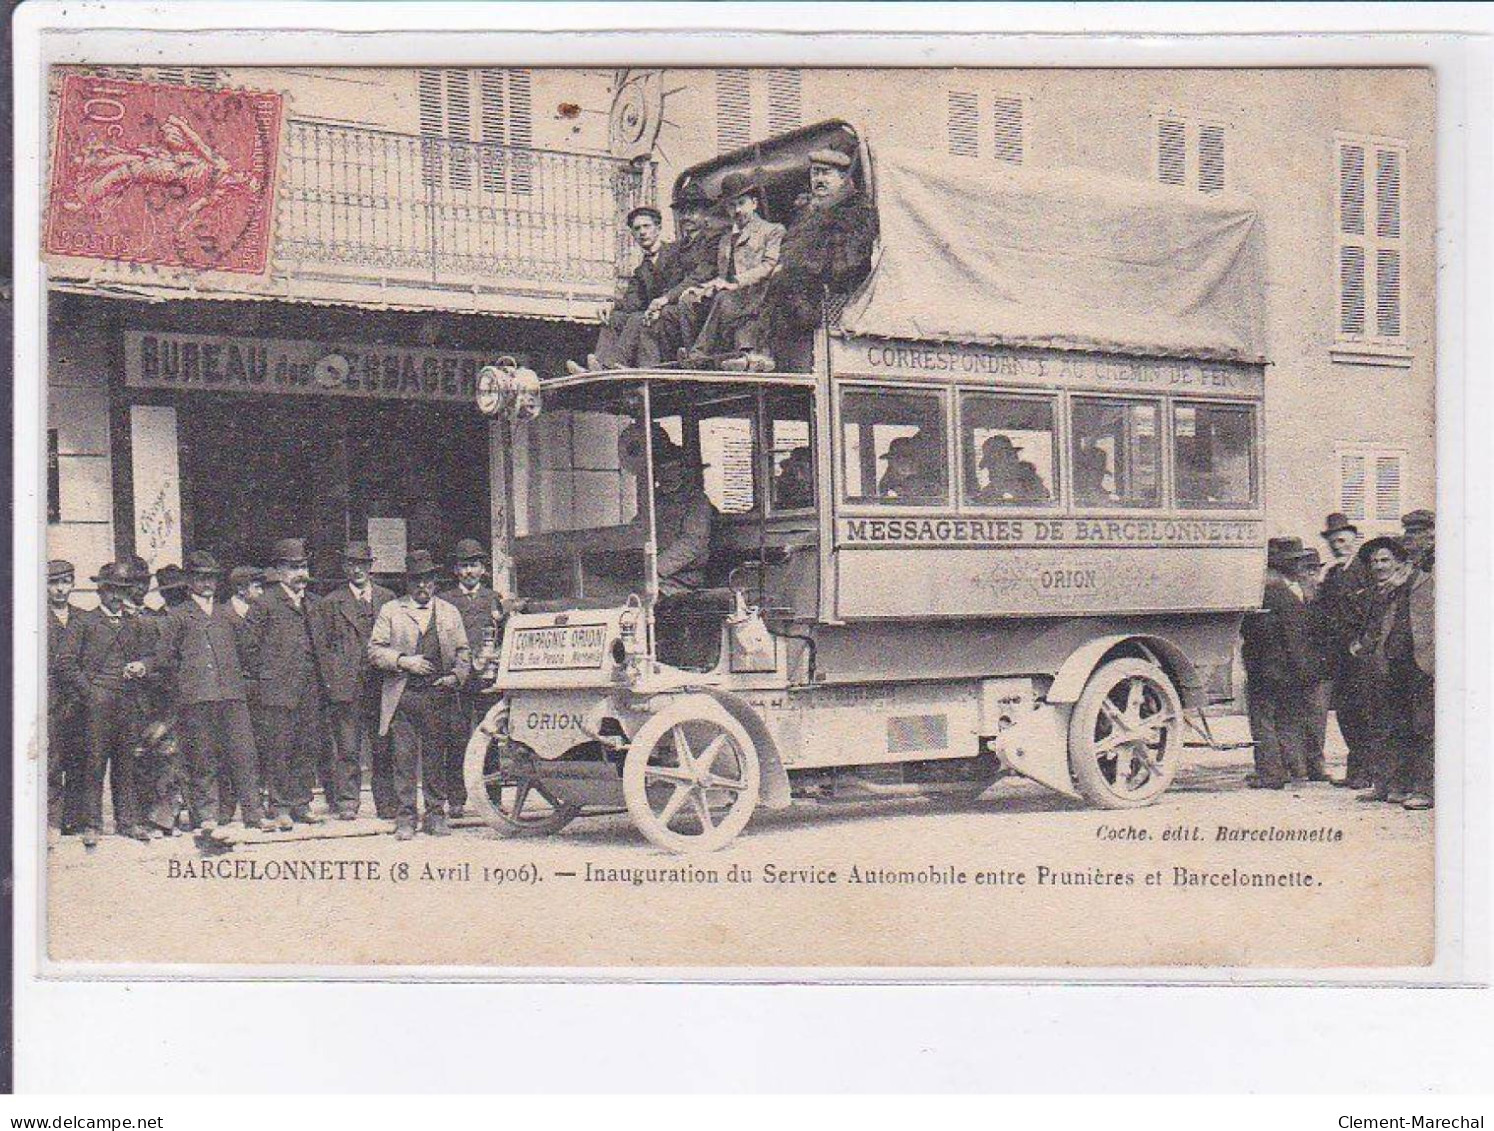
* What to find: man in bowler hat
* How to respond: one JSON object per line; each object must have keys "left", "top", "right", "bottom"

{"left": 684, "top": 171, "right": 785, "bottom": 366}
{"left": 242, "top": 538, "right": 325, "bottom": 830}
{"left": 146, "top": 551, "right": 265, "bottom": 830}
{"left": 438, "top": 538, "right": 508, "bottom": 817}
{"left": 47, "top": 560, "right": 83, "bottom": 829}
{"left": 368, "top": 550, "right": 472, "bottom": 839}
{"left": 312, "top": 542, "right": 395, "bottom": 820}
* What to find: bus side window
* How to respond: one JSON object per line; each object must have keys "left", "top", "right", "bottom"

{"left": 696, "top": 395, "right": 758, "bottom": 515}
{"left": 1070, "top": 397, "right": 1161, "bottom": 508}
{"left": 767, "top": 388, "right": 815, "bottom": 512}
{"left": 1173, "top": 402, "right": 1257, "bottom": 508}
{"left": 839, "top": 385, "right": 949, "bottom": 507}
{"left": 960, "top": 392, "right": 1057, "bottom": 507}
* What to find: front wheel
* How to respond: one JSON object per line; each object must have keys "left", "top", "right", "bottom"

{"left": 623, "top": 696, "right": 761, "bottom": 853}
{"left": 464, "top": 704, "right": 582, "bottom": 836}
{"left": 1067, "top": 657, "right": 1183, "bottom": 808}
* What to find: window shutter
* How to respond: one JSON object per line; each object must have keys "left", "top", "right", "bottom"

{"left": 156, "top": 66, "right": 187, "bottom": 87}
{"left": 767, "top": 69, "right": 803, "bottom": 135}
{"left": 1375, "top": 148, "right": 1401, "bottom": 239}
{"left": 992, "top": 95, "right": 1023, "bottom": 163}
{"left": 445, "top": 71, "right": 473, "bottom": 189}
{"left": 947, "top": 91, "right": 979, "bottom": 157}
{"left": 1198, "top": 123, "right": 1225, "bottom": 193}
{"left": 716, "top": 69, "right": 752, "bottom": 153}
{"left": 1156, "top": 118, "right": 1187, "bottom": 186}
{"left": 506, "top": 70, "right": 534, "bottom": 193}
{"left": 189, "top": 68, "right": 219, "bottom": 90}
{"left": 1373, "top": 455, "right": 1403, "bottom": 522}
{"left": 1376, "top": 248, "right": 1402, "bottom": 338}
{"left": 1339, "top": 245, "right": 1366, "bottom": 336}
{"left": 1339, "top": 454, "right": 1367, "bottom": 521}
{"left": 1339, "top": 143, "right": 1366, "bottom": 235}
{"left": 418, "top": 69, "right": 445, "bottom": 187}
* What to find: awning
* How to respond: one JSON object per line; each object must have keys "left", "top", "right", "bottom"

{"left": 840, "top": 148, "right": 1268, "bottom": 363}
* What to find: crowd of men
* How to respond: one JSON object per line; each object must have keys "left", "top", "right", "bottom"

{"left": 1241, "top": 509, "right": 1436, "bottom": 810}
{"left": 570, "top": 146, "right": 879, "bottom": 376}
{"left": 45, "top": 538, "right": 508, "bottom": 846}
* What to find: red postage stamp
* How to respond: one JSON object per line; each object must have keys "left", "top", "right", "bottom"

{"left": 45, "top": 73, "right": 283, "bottom": 274}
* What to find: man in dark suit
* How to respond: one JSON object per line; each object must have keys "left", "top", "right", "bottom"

{"left": 1316, "top": 512, "right": 1372, "bottom": 788}
{"left": 437, "top": 538, "right": 505, "bottom": 818}
{"left": 57, "top": 563, "right": 155, "bottom": 845}
{"left": 1240, "top": 538, "right": 1319, "bottom": 789}
{"left": 242, "top": 538, "right": 325, "bottom": 830}
{"left": 312, "top": 542, "right": 395, "bottom": 820}
{"left": 146, "top": 551, "right": 265, "bottom": 830}
{"left": 47, "top": 559, "right": 83, "bottom": 830}
{"left": 569, "top": 205, "right": 679, "bottom": 372}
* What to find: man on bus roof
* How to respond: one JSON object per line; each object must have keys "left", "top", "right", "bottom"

{"left": 682, "top": 171, "right": 785, "bottom": 367}
{"left": 568, "top": 205, "right": 678, "bottom": 374}
{"left": 727, "top": 146, "right": 879, "bottom": 374}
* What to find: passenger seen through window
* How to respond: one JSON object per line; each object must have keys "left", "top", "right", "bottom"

{"left": 839, "top": 386, "right": 948, "bottom": 506}
{"left": 960, "top": 393, "right": 1055, "bottom": 506}
{"left": 1070, "top": 398, "right": 1161, "bottom": 508}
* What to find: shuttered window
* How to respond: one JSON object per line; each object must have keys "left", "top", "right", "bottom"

{"left": 945, "top": 90, "right": 1026, "bottom": 162}
{"left": 1336, "top": 135, "right": 1406, "bottom": 345}
{"left": 767, "top": 69, "right": 803, "bottom": 135}
{"left": 1154, "top": 114, "right": 1226, "bottom": 192}
{"left": 418, "top": 68, "right": 533, "bottom": 192}
{"left": 947, "top": 91, "right": 979, "bottom": 157}
{"left": 98, "top": 65, "right": 217, "bottom": 88}
{"left": 992, "top": 95, "right": 1024, "bottom": 163}
{"left": 1337, "top": 445, "right": 1406, "bottom": 531}
{"left": 716, "top": 69, "right": 752, "bottom": 153}
{"left": 1156, "top": 118, "right": 1187, "bottom": 185}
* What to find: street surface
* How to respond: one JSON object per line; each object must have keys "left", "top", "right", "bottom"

{"left": 45, "top": 716, "right": 1434, "bottom": 969}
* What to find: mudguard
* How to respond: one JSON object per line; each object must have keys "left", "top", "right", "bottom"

{"left": 1045, "top": 633, "right": 1202, "bottom": 708}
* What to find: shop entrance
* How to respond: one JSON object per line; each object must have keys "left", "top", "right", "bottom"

{"left": 178, "top": 395, "right": 491, "bottom": 585}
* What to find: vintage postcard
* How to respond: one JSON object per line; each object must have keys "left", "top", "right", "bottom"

{"left": 36, "top": 59, "right": 1442, "bottom": 971}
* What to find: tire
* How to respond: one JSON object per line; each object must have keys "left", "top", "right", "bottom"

{"left": 1067, "top": 657, "right": 1183, "bottom": 809}
{"left": 464, "top": 703, "right": 581, "bottom": 836}
{"left": 623, "top": 695, "right": 761, "bottom": 853}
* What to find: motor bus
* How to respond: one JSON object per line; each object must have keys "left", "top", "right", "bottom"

{"left": 465, "top": 120, "right": 1268, "bottom": 853}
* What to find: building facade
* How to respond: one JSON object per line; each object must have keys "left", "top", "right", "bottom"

{"left": 45, "top": 65, "right": 1434, "bottom": 597}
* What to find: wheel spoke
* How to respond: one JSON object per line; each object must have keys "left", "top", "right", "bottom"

{"left": 695, "top": 734, "right": 729, "bottom": 777}
{"left": 702, "top": 771, "right": 746, "bottom": 793}
{"left": 510, "top": 780, "right": 532, "bottom": 818}
{"left": 1099, "top": 698, "right": 1127, "bottom": 731}
{"left": 1124, "top": 678, "right": 1145, "bottom": 723}
{"left": 656, "top": 783, "right": 693, "bottom": 827}
{"left": 645, "top": 763, "right": 695, "bottom": 785}
{"left": 691, "top": 790, "right": 715, "bottom": 832}
{"left": 671, "top": 727, "right": 697, "bottom": 775}
{"left": 533, "top": 781, "right": 565, "bottom": 810}
{"left": 1092, "top": 729, "right": 1133, "bottom": 757}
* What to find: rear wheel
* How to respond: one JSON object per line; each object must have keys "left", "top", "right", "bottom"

{"left": 623, "top": 696, "right": 760, "bottom": 853}
{"left": 1067, "top": 657, "right": 1183, "bottom": 808}
{"left": 464, "top": 707, "right": 581, "bottom": 836}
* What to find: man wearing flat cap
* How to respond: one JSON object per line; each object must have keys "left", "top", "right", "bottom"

{"left": 242, "top": 538, "right": 326, "bottom": 830}
{"left": 730, "top": 147, "right": 878, "bottom": 373}
{"left": 684, "top": 171, "right": 785, "bottom": 366}
{"left": 46, "top": 560, "right": 82, "bottom": 829}
{"left": 368, "top": 550, "right": 472, "bottom": 839}
{"left": 146, "top": 551, "right": 265, "bottom": 831}
{"left": 438, "top": 538, "right": 508, "bottom": 817}
{"left": 569, "top": 204, "right": 681, "bottom": 373}
{"left": 312, "top": 542, "right": 395, "bottom": 820}
{"left": 1401, "top": 509, "right": 1435, "bottom": 572}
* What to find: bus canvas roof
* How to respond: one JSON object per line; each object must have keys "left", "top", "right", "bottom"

{"left": 840, "top": 146, "right": 1268, "bottom": 364}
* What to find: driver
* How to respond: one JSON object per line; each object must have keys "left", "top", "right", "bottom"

{"left": 652, "top": 441, "right": 713, "bottom": 597}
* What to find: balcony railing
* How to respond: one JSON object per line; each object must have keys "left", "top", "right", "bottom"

{"left": 277, "top": 120, "right": 648, "bottom": 301}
